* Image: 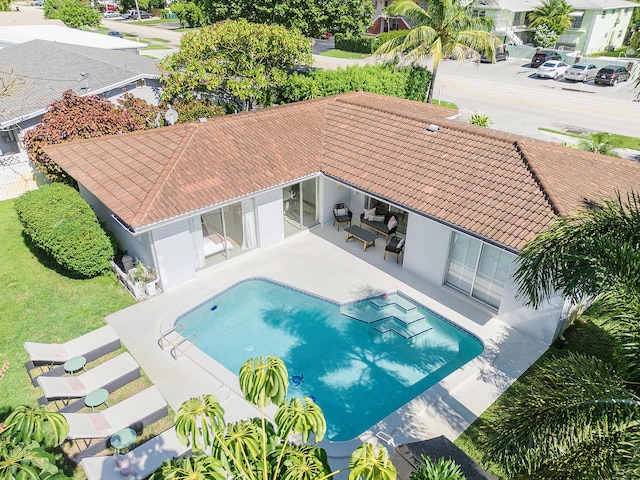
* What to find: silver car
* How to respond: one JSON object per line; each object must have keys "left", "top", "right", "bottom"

{"left": 563, "top": 63, "right": 598, "bottom": 82}
{"left": 536, "top": 60, "right": 570, "bottom": 79}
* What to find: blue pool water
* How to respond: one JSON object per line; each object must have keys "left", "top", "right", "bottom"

{"left": 176, "top": 278, "right": 483, "bottom": 441}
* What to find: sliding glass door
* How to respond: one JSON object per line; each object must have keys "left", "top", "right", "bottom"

{"left": 445, "top": 232, "right": 513, "bottom": 309}
{"left": 283, "top": 179, "right": 317, "bottom": 237}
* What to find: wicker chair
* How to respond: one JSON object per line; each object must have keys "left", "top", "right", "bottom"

{"left": 384, "top": 236, "right": 405, "bottom": 263}
{"left": 333, "top": 203, "right": 352, "bottom": 231}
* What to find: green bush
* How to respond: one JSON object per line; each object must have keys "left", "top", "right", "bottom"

{"left": 277, "top": 64, "right": 431, "bottom": 104}
{"left": 14, "top": 183, "right": 115, "bottom": 278}
{"left": 374, "top": 30, "right": 410, "bottom": 50}
{"left": 334, "top": 33, "right": 377, "bottom": 54}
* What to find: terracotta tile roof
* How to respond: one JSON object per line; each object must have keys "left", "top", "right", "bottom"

{"left": 44, "top": 91, "right": 640, "bottom": 251}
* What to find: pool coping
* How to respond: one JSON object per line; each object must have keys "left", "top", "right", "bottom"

{"left": 106, "top": 227, "right": 549, "bottom": 466}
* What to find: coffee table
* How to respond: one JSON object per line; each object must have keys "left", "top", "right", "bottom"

{"left": 110, "top": 427, "right": 137, "bottom": 454}
{"left": 63, "top": 356, "right": 86, "bottom": 375}
{"left": 84, "top": 388, "right": 109, "bottom": 412}
{"left": 344, "top": 225, "right": 377, "bottom": 251}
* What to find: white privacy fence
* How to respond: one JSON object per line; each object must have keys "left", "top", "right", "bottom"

{"left": 0, "top": 152, "right": 45, "bottom": 201}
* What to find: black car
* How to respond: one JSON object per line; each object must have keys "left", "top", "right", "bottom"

{"left": 108, "top": 31, "right": 124, "bottom": 38}
{"left": 531, "top": 49, "right": 562, "bottom": 68}
{"left": 480, "top": 45, "right": 510, "bottom": 63}
{"left": 594, "top": 65, "right": 631, "bottom": 86}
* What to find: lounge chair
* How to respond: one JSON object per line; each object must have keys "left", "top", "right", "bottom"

{"left": 333, "top": 203, "right": 353, "bottom": 231}
{"left": 80, "top": 427, "right": 191, "bottom": 480}
{"left": 37, "top": 352, "right": 140, "bottom": 406}
{"left": 63, "top": 386, "right": 168, "bottom": 463}
{"left": 24, "top": 325, "right": 121, "bottom": 385}
{"left": 384, "top": 236, "right": 405, "bottom": 263}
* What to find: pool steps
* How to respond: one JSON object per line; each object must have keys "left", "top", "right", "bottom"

{"left": 340, "top": 294, "right": 434, "bottom": 339}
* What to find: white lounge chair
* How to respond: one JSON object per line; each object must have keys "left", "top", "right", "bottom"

{"left": 24, "top": 325, "right": 121, "bottom": 384}
{"left": 63, "top": 386, "right": 169, "bottom": 462}
{"left": 37, "top": 352, "right": 140, "bottom": 404}
{"left": 80, "top": 427, "right": 190, "bottom": 480}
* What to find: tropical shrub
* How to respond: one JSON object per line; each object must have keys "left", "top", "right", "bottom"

{"left": 14, "top": 183, "right": 115, "bottom": 277}
{"left": 151, "top": 356, "right": 397, "bottom": 480}
{"left": 334, "top": 33, "right": 377, "bottom": 54}
{"left": 44, "top": 0, "right": 101, "bottom": 27}
{"left": 411, "top": 455, "right": 466, "bottom": 480}
{"left": 533, "top": 24, "right": 559, "bottom": 48}
{"left": 468, "top": 114, "right": 491, "bottom": 127}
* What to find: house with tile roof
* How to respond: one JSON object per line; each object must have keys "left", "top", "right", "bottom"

{"left": 44, "top": 91, "right": 640, "bottom": 345}
{"left": 0, "top": 39, "right": 160, "bottom": 200}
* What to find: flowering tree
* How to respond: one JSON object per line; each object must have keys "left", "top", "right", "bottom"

{"left": 151, "top": 356, "right": 397, "bottom": 480}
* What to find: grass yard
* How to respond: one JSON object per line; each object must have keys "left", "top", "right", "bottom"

{"left": 456, "top": 316, "right": 619, "bottom": 478}
{"left": 320, "top": 49, "right": 372, "bottom": 59}
{"left": 141, "top": 45, "right": 172, "bottom": 50}
{"left": 539, "top": 127, "right": 640, "bottom": 150}
{"left": 0, "top": 198, "right": 135, "bottom": 409}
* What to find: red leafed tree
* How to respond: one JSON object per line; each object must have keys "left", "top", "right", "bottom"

{"left": 24, "top": 90, "right": 155, "bottom": 182}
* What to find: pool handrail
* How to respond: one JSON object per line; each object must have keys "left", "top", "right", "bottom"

{"left": 171, "top": 333, "right": 197, "bottom": 360}
{"left": 159, "top": 323, "right": 184, "bottom": 350}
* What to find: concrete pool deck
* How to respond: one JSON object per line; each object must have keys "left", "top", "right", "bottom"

{"left": 106, "top": 226, "right": 549, "bottom": 468}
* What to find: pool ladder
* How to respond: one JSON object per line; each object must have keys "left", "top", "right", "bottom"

{"left": 159, "top": 324, "right": 197, "bottom": 360}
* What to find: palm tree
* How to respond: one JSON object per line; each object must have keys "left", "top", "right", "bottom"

{"left": 577, "top": 132, "right": 620, "bottom": 157}
{"left": 163, "top": 356, "right": 397, "bottom": 480}
{"left": 482, "top": 353, "right": 640, "bottom": 479}
{"left": 528, "top": 0, "right": 574, "bottom": 35}
{"left": 514, "top": 192, "right": 640, "bottom": 379}
{"left": 375, "top": 0, "right": 498, "bottom": 103}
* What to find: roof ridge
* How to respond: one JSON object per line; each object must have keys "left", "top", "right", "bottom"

{"left": 136, "top": 123, "right": 199, "bottom": 224}
{"left": 515, "top": 140, "right": 564, "bottom": 216}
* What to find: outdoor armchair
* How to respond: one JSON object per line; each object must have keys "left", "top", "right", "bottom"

{"left": 333, "top": 203, "right": 353, "bottom": 231}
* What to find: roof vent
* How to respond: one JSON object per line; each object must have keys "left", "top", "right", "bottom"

{"left": 427, "top": 124, "right": 440, "bottom": 132}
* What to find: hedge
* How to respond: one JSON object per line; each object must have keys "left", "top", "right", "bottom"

{"left": 14, "top": 183, "right": 115, "bottom": 278}
{"left": 277, "top": 64, "right": 431, "bottom": 104}
{"left": 374, "top": 30, "right": 410, "bottom": 51}
{"left": 334, "top": 33, "right": 377, "bottom": 54}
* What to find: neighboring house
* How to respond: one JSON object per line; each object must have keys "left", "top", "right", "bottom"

{"left": 367, "top": 0, "right": 637, "bottom": 54}
{"left": 368, "top": 0, "right": 410, "bottom": 34}
{"left": 43, "top": 91, "right": 640, "bottom": 346}
{"left": 0, "top": 39, "right": 161, "bottom": 200}
{"left": 478, "top": 0, "right": 637, "bottom": 54}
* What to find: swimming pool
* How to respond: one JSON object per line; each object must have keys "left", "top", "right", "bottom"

{"left": 176, "top": 278, "right": 483, "bottom": 441}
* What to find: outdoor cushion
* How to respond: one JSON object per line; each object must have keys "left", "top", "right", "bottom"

{"left": 363, "top": 207, "right": 376, "bottom": 219}
{"left": 388, "top": 216, "right": 398, "bottom": 230}
{"left": 336, "top": 208, "right": 347, "bottom": 217}
{"left": 397, "top": 238, "right": 405, "bottom": 249}
{"left": 370, "top": 214, "right": 385, "bottom": 222}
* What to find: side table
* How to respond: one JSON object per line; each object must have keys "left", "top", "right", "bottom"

{"left": 84, "top": 388, "right": 109, "bottom": 412}
{"left": 63, "top": 356, "right": 86, "bottom": 375}
{"left": 110, "top": 427, "right": 137, "bottom": 454}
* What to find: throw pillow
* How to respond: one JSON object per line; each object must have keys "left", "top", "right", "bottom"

{"left": 387, "top": 216, "right": 398, "bottom": 230}
{"left": 370, "top": 214, "right": 385, "bottom": 222}
{"left": 363, "top": 207, "right": 376, "bottom": 219}
{"left": 336, "top": 208, "right": 347, "bottom": 217}
{"left": 397, "top": 238, "right": 405, "bottom": 248}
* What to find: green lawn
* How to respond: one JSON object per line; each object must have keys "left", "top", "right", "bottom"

{"left": 539, "top": 127, "right": 640, "bottom": 150}
{"left": 455, "top": 315, "right": 619, "bottom": 478}
{"left": 0, "top": 199, "right": 135, "bottom": 410}
{"left": 319, "top": 49, "right": 372, "bottom": 59}
{"left": 141, "top": 45, "right": 172, "bottom": 50}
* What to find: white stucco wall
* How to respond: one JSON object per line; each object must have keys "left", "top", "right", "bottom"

{"left": 255, "top": 189, "right": 285, "bottom": 248}
{"left": 321, "top": 179, "right": 354, "bottom": 226}
{"left": 78, "top": 183, "right": 153, "bottom": 268}
{"left": 402, "top": 212, "right": 451, "bottom": 286}
{"left": 498, "top": 275, "right": 564, "bottom": 345}
{"left": 586, "top": 8, "right": 634, "bottom": 53}
{"left": 151, "top": 219, "right": 195, "bottom": 291}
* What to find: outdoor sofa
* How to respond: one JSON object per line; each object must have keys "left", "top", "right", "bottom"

{"left": 360, "top": 208, "right": 399, "bottom": 241}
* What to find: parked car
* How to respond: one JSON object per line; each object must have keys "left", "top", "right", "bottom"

{"left": 531, "top": 49, "right": 562, "bottom": 68}
{"left": 108, "top": 31, "right": 124, "bottom": 38}
{"left": 30, "top": 0, "right": 44, "bottom": 5}
{"left": 594, "top": 65, "right": 631, "bottom": 86}
{"left": 480, "top": 44, "right": 510, "bottom": 63}
{"left": 536, "top": 60, "right": 570, "bottom": 79}
{"left": 563, "top": 63, "right": 598, "bottom": 82}
{"left": 126, "top": 10, "right": 152, "bottom": 19}
{"left": 102, "top": 11, "right": 120, "bottom": 18}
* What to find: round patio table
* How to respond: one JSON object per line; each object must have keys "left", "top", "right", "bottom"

{"left": 84, "top": 388, "right": 109, "bottom": 412}
{"left": 63, "top": 356, "right": 86, "bottom": 375}
{"left": 110, "top": 428, "right": 137, "bottom": 454}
